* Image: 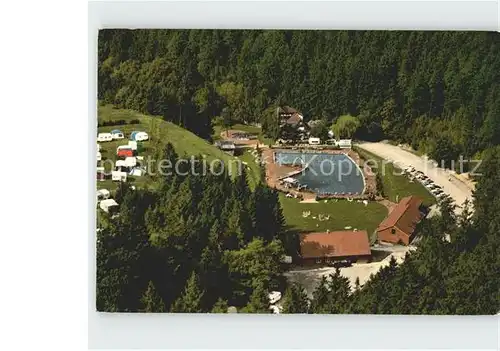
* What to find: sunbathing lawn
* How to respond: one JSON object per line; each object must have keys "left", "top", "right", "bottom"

{"left": 279, "top": 193, "right": 388, "bottom": 238}
{"left": 354, "top": 146, "right": 436, "bottom": 207}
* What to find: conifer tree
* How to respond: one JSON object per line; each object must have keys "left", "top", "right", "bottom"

{"left": 310, "top": 276, "right": 330, "bottom": 314}
{"left": 281, "top": 282, "right": 310, "bottom": 314}
{"left": 211, "top": 298, "right": 229, "bottom": 313}
{"left": 140, "top": 281, "right": 166, "bottom": 312}
{"left": 171, "top": 272, "right": 205, "bottom": 313}
{"left": 241, "top": 284, "right": 270, "bottom": 314}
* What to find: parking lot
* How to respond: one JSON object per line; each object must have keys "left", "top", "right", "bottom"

{"left": 357, "top": 142, "right": 473, "bottom": 215}
{"left": 285, "top": 245, "right": 415, "bottom": 297}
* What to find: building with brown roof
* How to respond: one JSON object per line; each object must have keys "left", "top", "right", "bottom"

{"left": 299, "top": 230, "right": 371, "bottom": 264}
{"left": 278, "top": 106, "right": 304, "bottom": 127}
{"left": 376, "top": 196, "right": 425, "bottom": 245}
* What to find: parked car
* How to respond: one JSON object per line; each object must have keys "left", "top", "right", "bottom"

{"left": 329, "top": 260, "right": 353, "bottom": 268}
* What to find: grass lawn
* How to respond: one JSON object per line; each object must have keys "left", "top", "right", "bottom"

{"left": 97, "top": 105, "right": 239, "bottom": 192}
{"left": 279, "top": 194, "right": 388, "bottom": 238}
{"left": 354, "top": 146, "right": 436, "bottom": 207}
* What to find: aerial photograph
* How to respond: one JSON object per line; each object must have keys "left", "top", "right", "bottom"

{"left": 96, "top": 30, "right": 500, "bottom": 314}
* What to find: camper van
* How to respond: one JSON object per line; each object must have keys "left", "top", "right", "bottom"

{"left": 115, "top": 160, "right": 127, "bottom": 170}
{"left": 111, "top": 171, "right": 127, "bottom": 182}
{"left": 128, "top": 140, "right": 138, "bottom": 151}
{"left": 110, "top": 129, "right": 125, "bottom": 140}
{"left": 96, "top": 166, "right": 106, "bottom": 181}
{"left": 124, "top": 157, "right": 137, "bottom": 168}
{"left": 130, "top": 131, "right": 149, "bottom": 141}
{"left": 96, "top": 189, "right": 110, "bottom": 201}
{"left": 129, "top": 167, "right": 145, "bottom": 177}
{"left": 308, "top": 137, "right": 321, "bottom": 145}
{"left": 100, "top": 198, "right": 119, "bottom": 213}
{"left": 97, "top": 133, "right": 113, "bottom": 142}
{"left": 116, "top": 145, "right": 134, "bottom": 158}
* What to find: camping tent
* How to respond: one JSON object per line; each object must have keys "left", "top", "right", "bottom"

{"left": 110, "top": 129, "right": 124, "bottom": 139}
{"left": 100, "top": 198, "right": 118, "bottom": 213}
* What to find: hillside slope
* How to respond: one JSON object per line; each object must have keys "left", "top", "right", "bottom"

{"left": 97, "top": 105, "right": 251, "bottom": 191}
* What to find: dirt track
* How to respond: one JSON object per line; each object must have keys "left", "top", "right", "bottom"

{"left": 357, "top": 142, "right": 473, "bottom": 215}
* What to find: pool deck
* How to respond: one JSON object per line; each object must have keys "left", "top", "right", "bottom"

{"left": 262, "top": 147, "right": 376, "bottom": 200}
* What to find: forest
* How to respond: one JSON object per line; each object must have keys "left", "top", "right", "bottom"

{"left": 97, "top": 144, "right": 291, "bottom": 312}
{"left": 98, "top": 30, "right": 500, "bottom": 166}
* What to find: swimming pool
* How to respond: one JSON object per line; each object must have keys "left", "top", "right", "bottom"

{"left": 274, "top": 152, "right": 365, "bottom": 195}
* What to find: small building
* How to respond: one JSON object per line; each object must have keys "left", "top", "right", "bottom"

{"left": 214, "top": 140, "right": 236, "bottom": 155}
{"left": 96, "top": 151, "right": 101, "bottom": 162}
{"left": 376, "top": 196, "right": 425, "bottom": 245}
{"left": 300, "top": 230, "right": 371, "bottom": 264}
{"left": 278, "top": 106, "right": 304, "bottom": 128}
{"left": 308, "top": 137, "right": 321, "bottom": 145}
{"left": 99, "top": 198, "right": 118, "bottom": 213}
{"left": 110, "top": 129, "right": 124, "bottom": 139}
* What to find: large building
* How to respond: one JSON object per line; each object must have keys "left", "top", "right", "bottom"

{"left": 376, "top": 196, "right": 425, "bottom": 245}
{"left": 299, "top": 230, "right": 372, "bottom": 264}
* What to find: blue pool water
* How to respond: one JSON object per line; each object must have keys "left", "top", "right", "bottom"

{"left": 275, "top": 152, "right": 365, "bottom": 195}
